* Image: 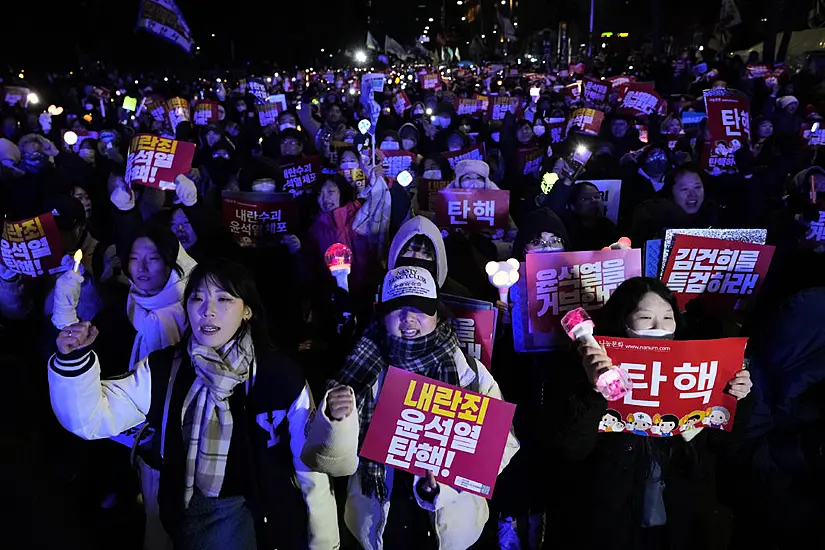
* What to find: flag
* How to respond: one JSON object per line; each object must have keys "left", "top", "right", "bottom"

{"left": 385, "top": 36, "right": 408, "bottom": 60}
{"left": 367, "top": 31, "right": 380, "bottom": 51}
{"left": 455, "top": 47, "right": 461, "bottom": 61}
{"left": 719, "top": 0, "right": 742, "bottom": 28}
{"left": 497, "top": 10, "right": 517, "bottom": 42}
{"left": 446, "top": 47, "right": 455, "bottom": 62}
{"left": 136, "top": 0, "right": 195, "bottom": 54}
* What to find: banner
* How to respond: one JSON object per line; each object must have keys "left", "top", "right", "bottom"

{"left": 443, "top": 143, "right": 486, "bottom": 169}
{"left": 1, "top": 213, "right": 63, "bottom": 277}
{"left": 565, "top": 82, "right": 582, "bottom": 103}
{"left": 221, "top": 191, "right": 297, "bottom": 248}
{"left": 165, "top": 97, "right": 190, "bottom": 132}
{"left": 486, "top": 96, "right": 523, "bottom": 121}
{"left": 193, "top": 101, "right": 219, "bottom": 125}
{"left": 442, "top": 295, "right": 498, "bottom": 371}
{"left": 359, "top": 367, "right": 516, "bottom": 499}
{"left": 566, "top": 108, "right": 605, "bottom": 137}
{"left": 516, "top": 148, "right": 544, "bottom": 176}
{"left": 616, "top": 84, "right": 667, "bottom": 117}
{"left": 247, "top": 79, "right": 268, "bottom": 103}
{"left": 525, "top": 248, "right": 642, "bottom": 334}
{"left": 2, "top": 86, "right": 29, "bottom": 108}
{"left": 268, "top": 94, "right": 288, "bottom": 113}
{"left": 256, "top": 103, "right": 280, "bottom": 127}
{"left": 662, "top": 234, "right": 774, "bottom": 310}
{"left": 588, "top": 179, "right": 622, "bottom": 224}
{"left": 281, "top": 156, "right": 322, "bottom": 198}
{"left": 416, "top": 178, "right": 452, "bottom": 212}
{"left": 701, "top": 88, "right": 750, "bottom": 172}
{"left": 126, "top": 134, "right": 196, "bottom": 190}
{"left": 595, "top": 337, "right": 746, "bottom": 437}
{"left": 136, "top": 0, "right": 195, "bottom": 54}
{"left": 146, "top": 97, "right": 168, "bottom": 122}
{"left": 582, "top": 77, "right": 611, "bottom": 105}
{"left": 381, "top": 150, "right": 416, "bottom": 179}
{"left": 435, "top": 189, "right": 510, "bottom": 230}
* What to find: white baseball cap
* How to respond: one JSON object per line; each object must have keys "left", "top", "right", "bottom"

{"left": 379, "top": 266, "right": 439, "bottom": 316}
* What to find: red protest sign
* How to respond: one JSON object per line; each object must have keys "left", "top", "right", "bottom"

{"left": 146, "top": 97, "right": 168, "bottom": 122}
{"left": 166, "top": 97, "right": 191, "bottom": 132}
{"left": 745, "top": 65, "right": 770, "bottom": 79}
{"left": 569, "top": 63, "right": 586, "bottom": 75}
{"left": 419, "top": 71, "right": 442, "bottom": 90}
{"left": 545, "top": 118, "right": 567, "bottom": 144}
{"left": 281, "top": 156, "right": 322, "bottom": 198}
{"left": 517, "top": 148, "right": 544, "bottom": 176}
{"left": 194, "top": 101, "right": 219, "bottom": 126}
{"left": 701, "top": 88, "right": 750, "bottom": 173}
{"left": 443, "top": 296, "right": 498, "bottom": 371}
{"left": 256, "top": 103, "right": 279, "bottom": 127}
{"left": 565, "top": 82, "right": 582, "bottom": 103}
{"left": 616, "top": 84, "right": 666, "bottom": 117}
{"left": 435, "top": 189, "right": 509, "bottom": 231}
{"left": 582, "top": 77, "right": 611, "bottom": 105}
{"left": 3, "top": 86, "right": 29, "bottom": 107}
{"left": 268, "top": 94, "right": 288, "bottom": 114}
{"left": 92, "top": 87, "right": 111, "bottom": 101}
{"left": 595, "top": 337, "right": 745, "bottom": 437}
{"left": 802, "top": 212, "right": 825, "bottom": 247}
{"left": 454, "top": 97, "right": 487, "bottom": 116}
{"left": 126, "top": 134, "right": 196, "bottom": 191}
{"left": 393, "top": 91, "right": 412, "bottom": 115}
{"left": 443, "top": 143, "right": 486, "bottom": 170}
{"left": 221, "top": 191, "right": 297, "bottom": 248}
{"left": 661, "top": 234, "right": 774, "bottom": 310}
{"left": 606, "top": 75, "right": 636, "bottom": 88}
{"left": 416, "top": 178, "right": 452, "bottom": 212}
{"left": 381, "top": 150, "right": 416, "bottom": 179}
{"left": 359, "top": 367, "right": 516, "bottom": 499}
{"left": 525, "top": 249, "right": 642, "bottom": 334}
{"left": 1, "top": 213, "right": 63, "bottom": 277}
{"left": 566, "top": 108, "right": 605, "bottom": 136}
{"left": 486, "top": 96, "right": 523, "bottom": 121}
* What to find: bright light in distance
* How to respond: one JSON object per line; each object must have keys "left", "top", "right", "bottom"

{"left": 457, "top": 0, "right": 462, "bottom": 4}
{"left": 349, "top": 88, "right": 357, "bottom": 95}
{"left": 461, "top": 16, "right": 466, "bottom": 21}
{"left": 408, "top": 74, "right": 414, "bottom": 81}
{"left": 63, "top": 131, "right": 78, "bottom": 146}
{"left": 266, "top": 77, "right": 272, "bottom": 83}
{"left": 355, "top": 50, "right": 368, "bottom": 63}
{"left": 481, "top": 34, "right": 486, "bottom": 38}
{"left": 164, "top": 77, "right": 168, "bottom": 82}
{"left": 27, "top": 93, "right": 39, "bottom": 105}
{"left": 698, "top": 45, "right": 704, "bottom": 51}
{"left": 321, "top": 48, "right": 325, "bottom": 52}
{"left": 601, "top": 42, "right": 607, "bottom": 48}
{"left": 135, "top": 80, "right": 139, "bottom": 84}
{"left": 429, "top": 17, "right": 434, "bottom": 22}
{"left": 216, "top": 78, "right": 222, "bottom": 83}
{"left": 211, "top": 33, "right": 215, "bottom": 37}
{"left": 628, "top": 65, "right": 634, "bottom": 70}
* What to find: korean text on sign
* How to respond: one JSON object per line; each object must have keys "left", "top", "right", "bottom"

{"left": 126, "top": 134, "right": 196, "bottom": 190}
{"left": 221, "top": 191, "right": 296, "bottom": 248}
{"left": 702, "top": 88, "right": 751, "bottom": 172}
{"left": 444, "top": 298, "right": 497, "bottom": 371}
{"left": 804, "top": 211, "right": 825, "bottom": 244}
{"left": 281, "top": 157, "right": 320, "bottom": 198}
{"left": 594, "top": 337, "right": 746, "bottom": 438}
{"left": 443, "top": 144, "right": 486, "bottom": 169}
{"left": 435, "top": 189, "right": 509, "bottom": 231}
{"left": 359, "top": 367, "right": 516, "bottom": 499}
{"left": 526, "top": 248, "right": 643, "bottom": 334}
{"left": 662, "top": 234, "right": 775, "bottom": 309}
{"left": 1, "top": 213, "right": 62, "bottom": 277}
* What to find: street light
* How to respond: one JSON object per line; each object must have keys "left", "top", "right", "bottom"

{"left": 211, "top": 33, "right": 215, "bottom": 37}
{"left": 457, "top": 0, "right": 462, "bottom": 4}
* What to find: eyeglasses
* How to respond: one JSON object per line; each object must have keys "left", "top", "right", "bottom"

{"left": 529, "top": 235, "right": 564, "bottom": 248}
{"left": 577, "top": 194, "right": 603, "bottom": 203}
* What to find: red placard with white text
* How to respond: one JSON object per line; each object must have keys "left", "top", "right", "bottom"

{"left": 443, "top": 143, "right": 486, "bottom": 169}
{"left": 419, "top": 71, "right": 441, "bottom": 90}
{"left": 606, "top": 75, "right": 636, "bottom": 88}
{"left": 526, "top": 249, "right": 642, "bottom": 334}
{"left": 802, "top": 211, "right": 825, "bottom": 247}
{"left": 393, "top": 91, "right": 412, "bottom": 115}
{"left": 701, "top": 88, "right": 751, "bottom": 173}
{"left": 661, "top": 235, "right": 774, "bottom": 310}
{"left": 582, "top": 77, "right": 611, "bottom": 105}
{"left": 616, "top": 83, "right": 667, "bottom": 117}
{"left": 381, "top": 150, "right": 416, "bottom": 179}
{"left": 517, "top": 148, "right": 544, "bottom": 176}
{"left": 359, "top": 367, "right": 516, "bottom": 499}
{"left": 1, "top": 213, "right": 63, "bottom": 277}
{"left": 443, "top": 296, "right": 498, "bottom": 371}
{"left": 435, "top": 189, "right": 509, "bottom": 230}
{"left": 566, "top": 108, "right": 605, "bottom": 136}
{"left": 416, "top": 178, "right": 452, "bottom": 212}
{"left": 194, "top": 101, "right": 219, "bottom": 125}
{"left": 221, "top": 191, "right": 297, "bottom": 248}
{"left": 126, "top": 134, "right": 196, "bottom": 190}
{"left": 595, "top": 337, "right": 746, "bottom": 437}
{"left": 454, "top": 97, "right": 487, "bottom": 116}
{"left": 281, "top": 156, "right": 322, "bottom": 198}
{"left": 486, "top": 96, "right": 523, "bottom": 121}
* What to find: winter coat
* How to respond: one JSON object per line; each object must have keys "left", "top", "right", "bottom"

{"left": 630, "top": 197, "right": 720, "bottom": 244}
{"left": 301, "top": 354, "right": 520, "bottom": 550}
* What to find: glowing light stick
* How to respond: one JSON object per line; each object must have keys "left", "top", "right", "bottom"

{"left": 485, "top": 259, "right": 520, "bottom": 303}
{"left": 72, "top": 249, "right": 83, "bottom": 273}
{"left": 63, "top": 131, "right": 78, "bottom": 146}
{"left": 561, "top": 307, "right": 631, "bottom": 401}
{"left": 397, "top": 170, "right": 413, "bottom": 187}
{"left": 325, "top": 243, "right": 353, "bottom": 292}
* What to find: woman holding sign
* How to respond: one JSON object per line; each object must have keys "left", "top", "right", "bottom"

{"left": 560, "top": 277, "right": 752, "bottom": 550}
{"left": 302, "top": 266, "right": 520, "bottom": 550}
{"left": 47, "top": 259, "right": 338, "bottom": 550}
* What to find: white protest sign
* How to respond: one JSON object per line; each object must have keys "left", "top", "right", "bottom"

{"left": 361, "top": 73, "right": 386, "bottom": 93}
{"left": 589, "top": 179, "right": 622, "bottom": 224}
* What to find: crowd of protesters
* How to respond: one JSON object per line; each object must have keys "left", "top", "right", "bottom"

{"left": 1, "top": 43, "right": 825, "bottom": 550}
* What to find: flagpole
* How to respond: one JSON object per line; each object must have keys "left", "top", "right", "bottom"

{"left": 587, "top": 0, "right": 594, "bottom": 59}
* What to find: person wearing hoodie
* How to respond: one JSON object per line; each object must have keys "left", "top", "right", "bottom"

{"left": 399, "top": 123, "right": 420, "bottom": 155}
{"left": 618, "top": 144, "right": 674, "bottom": 231}
{"left": 301, "top": 266, "right": 519, "bottom": 550}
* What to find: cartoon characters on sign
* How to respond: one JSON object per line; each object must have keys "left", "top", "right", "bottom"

{"left": 599, "top": 409, "right": 625, "bottom": 432}
{"left": 651, "top": 414, "right": 679, "bottom": 437}
{"left": 626, "top": 412, "right": 653, "bottom": 436}
{"left": 702, "top": 406, "right": 730, "bottom": 429}
{"left": 679, "top": 410, "right": 707, "bottom": 432}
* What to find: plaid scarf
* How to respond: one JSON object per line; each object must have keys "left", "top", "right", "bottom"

{"left": 334, "top": 319, "right": 460, "bottom": 501}
{"left": 181, "top": 330, "right": 253, "bottom": 508}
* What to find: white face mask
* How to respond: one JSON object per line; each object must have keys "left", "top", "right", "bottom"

{"left": 422, "top": 169, "right": 442, "bottom": 180}
{"left": 626, "top": 326, "right": 675, "bottom": 339}
{"left": 339, "top": 161, "right": 359, "bottom": 171}
{"left": 380, "top": 141, "right": 399, "bottom": 151}
{"left": 78, "top": 149, "right": 96, "bottom": 163}
{"left": 251, "top": 179, "right": 277, "bottom": 193}
{"left": 437, "top": 116, "right": 451, "bottom": 128}
{"left": 533, "top": 125, "right": 546, "bottom": 137}
{"left": 402, "top": 139, "right": 416, "bottom": 151}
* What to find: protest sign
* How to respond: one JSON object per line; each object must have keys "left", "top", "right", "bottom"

{"left": 136, "top": 0, "right": 194, "bottom": 53}
{"left": 606, "top": 75, "right": 635, "bottom": 87}
{"left": 745, "top": 65, "right": 770, "bottom": 79}
{"left": 3, "top": 86, "right": 29, "bottom": 107}
{"left": 419, "top": 71, "right": 441, "bottom": 90}
{"left": 361, "top": 73, "right": 386, "bottom": 94}
{"left": 221, "top": 190, "right": 297, "bottom": 248}
{"left": 588, "top": 180, "right": 622, "bottom": 224}
{"left": 281, "top": 155, "right": 322, "bottom": 198}
{"left": 526, "top": 248, "right": 642, "bottom": 334}
{"left": 248, "top": 79, "right": 268, "bottom": 103}
{"left": 802, "top": 211, "right": 825, "bottom": 247}
{"left": 565, "top": 82, "right": 582, "bottom": 103}
{"left": 435, "top": 189, "right": 510, "bottom": 230}
{"left": 256, "top": 103, "right": 279, "bottom": 127}
{"left": 582, "top": 77, "right": 611, "bottom": 105}
{"left": 416, "top": 178, "right": 452, "bottom": 212}
{"left": 517, "top": 148, "right": 544, "bottom": 176}
{"left": 146, "top": 97, "right": 167, "bottom": 122}
{"left": 701, "top": 88, "right": 750, "bottom": 172}
{"left": 1, "top": 213, "right": 63, "bottom": 278}
{"left": 165, "top": 97, "right": 190, "bottom": 132}
{"left": 381, "top": 150, "right": 416, "bottom": 179}
{"left": 193, "top": 101, "right": 219, "bottom": 125}
{"left": 566, "top": 108, "right": 605, "bottom": 136}
{"left": 616, "top": 84, "right": 666, "bottom": 117}
{"left": 657, "top": 228, "right": 767, "bottom": 278}
{"left": 545, "top": 118, "right": 567, "bottom": 144}
{"left": 394, "top": 91, "right": 412, "bottom": 115}
{"left": 125, "top": 134, "right": 196, "bottom": 190}
{"left": 662, "top": 234, "right": 774, "bottom": 310}
{"left": 443, "top": 143, "right": 486, "bottom": 169}
{"left": 268, "top": 94, "right": 288, "bottom": 114}
{"left": 681, "top": 111, "right": 707, "bottom": 128}
{"left": 359, "top": 367, "right": 516, "bottom": 499}
{"left": 569, "top": 63, "right": 586, "bottom": 75}
{"left": 442, "top": 295, "right": 498, "bottom": 371}
{"left": 454, "top": 97, "right": 487, "bottom": 116}
{"left": 486, "top": 96, "right": 523, "bottom": 121}
{"left": 595, "top": 337, "right": 746, "bottom": 437}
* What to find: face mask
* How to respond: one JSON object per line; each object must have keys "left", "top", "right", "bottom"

{"left": 395, "top": 256, "right": 437, "bottom": 282}
{"left": 437, "top": 116, "right": 451, "bottom": 128}
{"left": 422, "top": 169, "right": 442, "bottom": 180}
{"left": 533, "top": 125, "right": 546, "bottom": 137}
{"left": 413, "top": 107, "right": 425, "bottom": 116}
{"left": 340, "top": 161, "right": 359, "bottom": 171}
{"left": 626, "top": 326, "right": 675, "bottom": 339}
{"left": 84, "top": 103, "right": 94, "bottom": 111}
{"left": 280, "top": 122, "right": 297, "bottom": 131}
{"left": 402, "top": 139, "right": 416, "bottom": 151}
{"left": 380, "top": 141, "right": 399, "bottom": 151}
{"left": 78, "top": 149, "right": 96, "bottom": 163}
{"left": 251, "top": 179, "right": 277, "bottom": 193}
{"left": 491, "top": 132, "right": 500, "bottom": 143}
